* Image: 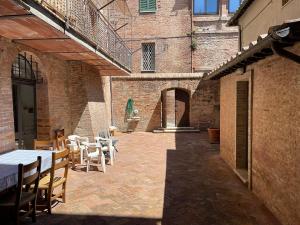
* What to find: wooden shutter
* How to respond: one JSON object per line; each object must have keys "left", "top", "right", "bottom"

{"left": 140, "top": 0, "right": 156, "bottom": 13}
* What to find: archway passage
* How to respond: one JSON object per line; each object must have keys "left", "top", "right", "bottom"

{"left": 161, "top": 88, "right": 190, "bottom": 128}
{"left": 12, "top": 53, "right": 39, "bottom": 149}
{"left": 175, "top": 89, "right": 190, "bottom": 127}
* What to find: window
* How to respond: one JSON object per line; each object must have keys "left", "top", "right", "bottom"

{"left": 228, "top": 0, "right": 242, "bottom": 13}
{"left": 193, "top": 0, "right": 219, "bottom": 15}
{"left": 140, "top": 0, "right": 156, "bottom": 13}
{"left": 142, "top": 43, "right": 155, "bottom": 72}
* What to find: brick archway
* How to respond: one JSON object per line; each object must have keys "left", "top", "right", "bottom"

{"left": 11, "top": 51, "right": 51, "bottom": 148}
{"left": 161, "top": 88, "right": 190, "bottom": 128}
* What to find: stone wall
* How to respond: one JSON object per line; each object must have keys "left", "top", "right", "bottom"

{"left": 220, "top": 44, "right": 300, "bottom": 225}
{"left": 0, "top": 37, "right": 111, "bottom": 152}
{"left": 112, "top": 74, "right": 219, "bottom": 132}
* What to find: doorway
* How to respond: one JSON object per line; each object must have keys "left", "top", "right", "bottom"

{"left": 161, "top": 88, "right": 190, "bottom": 128}
{"left": 175, "top": 89, "right": 189, "bottom": 127}
{"left": 12, "top": 53, "right": 38, "bottom": 149}
{"left": 235, "top": 81, "right": 249, "bottom": 182}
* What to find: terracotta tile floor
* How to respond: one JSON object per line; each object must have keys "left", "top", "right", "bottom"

{"left": 29, "top": 132, "right": 281, "bottom": 225}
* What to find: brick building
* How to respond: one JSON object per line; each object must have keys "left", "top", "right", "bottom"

{"left": 112, "top": 0, "right": 240, "bottom": 132}
{"left": 207, "top": 1, "right": 300, "bottom": 225}
{"left": 0, "top": 0, "right": 131, "bottom": 151}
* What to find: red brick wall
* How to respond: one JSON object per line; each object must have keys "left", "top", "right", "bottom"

{"left": 0, "top": 37, "right": 111, "bottom": 152}
{"left": 112, "top": 74, "right": 219, "bottom": 131}
{"left": 127, "top": 0, "right": 192, "bottom": 73}
{"left": 220, "top": 44, "right": 300, "bottom": 225}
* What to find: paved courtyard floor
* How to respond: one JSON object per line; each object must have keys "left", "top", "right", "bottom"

{"left": 31, "top": 132, "right": 280, "bottom": 225}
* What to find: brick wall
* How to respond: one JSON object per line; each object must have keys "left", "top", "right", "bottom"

{"left": 220, "top": 44, "right": 300, "bottom": 225}
{"left": 112, "top": 74, "right": 219, "bottom": 132}
{"left": 0, "top": 37, "right": 111, "bottom": 152}
{"left": 127, "top": 0, "right": 192, "bottom": 73}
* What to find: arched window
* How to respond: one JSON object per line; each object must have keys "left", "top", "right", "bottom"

{"left": 11, "top": 53, "right": 38, "bottom": 84}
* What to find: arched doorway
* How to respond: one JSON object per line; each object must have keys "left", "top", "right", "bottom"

{"left": 12, "top": 53, "right": 39, "bottom": 149}
{"left": 161, "top": 88, "right": 190, "bottom": 128}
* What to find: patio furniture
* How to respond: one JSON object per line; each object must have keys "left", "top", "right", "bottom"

{"left": 37, "top": 149, "right": 70, "bottom": 214}
{"left": 56, "top": 136, "right": 67, "bottom": 150}
{"left": 67, "top": 135, "right": 89, "bottom": 167}
{"left": 94, "top": 137, "right": 115, "bottom": 166}
{"left": 0, "top": 150, "right": 53, "bottom": 192}
{"left": 0, "top": 156, "right": 42, "bottom": 225}
{"left": 33, "top": 139, "right": 55, "bottom": 150}
{"left": 99, "top": 129, "right": 119, "bottom": 152}
{"left": 82, "top": 142, "right": 106, "bottom": 173}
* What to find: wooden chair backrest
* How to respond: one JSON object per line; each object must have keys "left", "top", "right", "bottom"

{"left": 56, "top": 136, "right": 67, "bottom": 151}
{"left": 16, "top": 157, "right": 42, "bottom": 209}
{"left": 33, "top": 139, "right": 55, "bottom": 150}
{"left": 49, "top": 149, "right": 70, "bottom": 190}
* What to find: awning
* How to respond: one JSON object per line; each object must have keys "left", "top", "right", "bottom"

{"left": 206, "top": 20, "right": 300, "bottom": 80}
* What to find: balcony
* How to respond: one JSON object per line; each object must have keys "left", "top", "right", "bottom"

{"left": 0, "top": 0, "right": 132, "bottom": 75}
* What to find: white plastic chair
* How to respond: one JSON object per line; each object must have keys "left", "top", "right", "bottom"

{"left": 82, "top": 142, "right": 106, "bottom": 173}
{"left": 94, "top": 136, "right": 115, "bottom": 165}
{"left": 67, "top": 135, "right": 88, "bottom": 166}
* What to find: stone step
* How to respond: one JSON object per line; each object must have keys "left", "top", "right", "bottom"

{"left": 157, "top": 127, "right": 196, "bottom": 130}
{"left": 153, "top": 127, "right": 200, "bottom": 133}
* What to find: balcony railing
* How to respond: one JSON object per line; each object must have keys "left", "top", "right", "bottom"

{"left": 35, "top": 0, "right": 132, "bottom": 71}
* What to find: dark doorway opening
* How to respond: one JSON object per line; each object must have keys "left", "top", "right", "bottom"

{"left": 235, "top": 81, "right": 249, "bottom": 183}
{"left": 175, "top": 89, "right": 190, "bottom": 127}
{"left": 12, "top": 53, "right": 38, "bottom": 149}
{"left": 161, "top": 88, "right": 190, "bottom": 128}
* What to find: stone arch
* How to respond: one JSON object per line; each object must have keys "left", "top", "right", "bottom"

{"left": 161, "top": 87, "right": 191, "bottom": 128}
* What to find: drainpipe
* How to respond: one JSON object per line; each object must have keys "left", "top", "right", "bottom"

{"left": 271, "top": 26, "right": 300, "bottom": 64}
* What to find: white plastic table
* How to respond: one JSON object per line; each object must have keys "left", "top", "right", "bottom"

{"left": 0, "top": 150, "right": 53, "bottom": 192}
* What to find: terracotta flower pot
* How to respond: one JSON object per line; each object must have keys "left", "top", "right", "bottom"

{"left": 207, "top": 128, "right": 220, "bottom": 144}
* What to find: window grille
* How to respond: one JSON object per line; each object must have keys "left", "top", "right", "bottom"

{"left": 142, "top": 43, "right": 155, "bottom": 71}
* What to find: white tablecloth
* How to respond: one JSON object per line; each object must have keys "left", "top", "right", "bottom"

{"left": 0, "top": 150, "right": 53, "bottom": 192}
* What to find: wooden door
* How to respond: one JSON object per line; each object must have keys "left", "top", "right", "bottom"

{"left": 175, "top": 89, "right": 189, "bottom": 127}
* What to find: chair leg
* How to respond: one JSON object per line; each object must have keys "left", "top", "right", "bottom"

{"left": 47, "top": 190, "right": 52, "bottom": 214}
{"left": 86, "top": 158, "right": 90, "bottom": 172}
{"left": 32, "top": 200, "right": 37, "bottom": 223}
{"left": 14, "top": 208, "right": 19, "bottom": 225}
{"left": 62, "top": 182, "right": 67, "bottom": 203}
{"left": 101, "top": 151, "right": 106, "bottom": 173}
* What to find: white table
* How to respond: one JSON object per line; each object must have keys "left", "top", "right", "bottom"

{"left": 0, "top": 150, "right": 53, "bottom": 192}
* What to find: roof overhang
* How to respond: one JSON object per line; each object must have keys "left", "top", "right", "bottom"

{"left": 206, "top": 20, "right": 300, "bottom": 80}
{"left": 0, "top": 0, "right": 131, "bottom": 76}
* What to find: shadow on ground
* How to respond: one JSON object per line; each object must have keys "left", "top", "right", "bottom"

{"left": 8, "top": 133, "right": 281, "bottom": 225}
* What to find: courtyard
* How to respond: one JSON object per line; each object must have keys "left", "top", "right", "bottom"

{"left": 27, "top": 133, "right": 281, "bottom": 225}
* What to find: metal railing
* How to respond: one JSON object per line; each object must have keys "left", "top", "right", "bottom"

{"left": 35, "top": 0, "right": 132, "bottom": 71}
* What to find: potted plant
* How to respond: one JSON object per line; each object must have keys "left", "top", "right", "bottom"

{"left": 207, "top": 127, "right": 220, "bottom": 144}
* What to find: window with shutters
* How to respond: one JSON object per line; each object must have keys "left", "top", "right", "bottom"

{"left": 142, "top": 43, "right": 155, "bottom": 72}
{"left": 140, "top": 0, "right": 156, "bottom": 13}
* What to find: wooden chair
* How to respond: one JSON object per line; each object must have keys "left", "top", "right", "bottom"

{"left": 33, "top": 139, "right": 55, "bottom": 150}
{"left": 56, "top": 136, "right": 67, "bottom": 150}
{"left": 38, "top": 149, "right": 70, "bottom": 214}
{"left": 0, "top": 157, "right": 42, "bottom": 225}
